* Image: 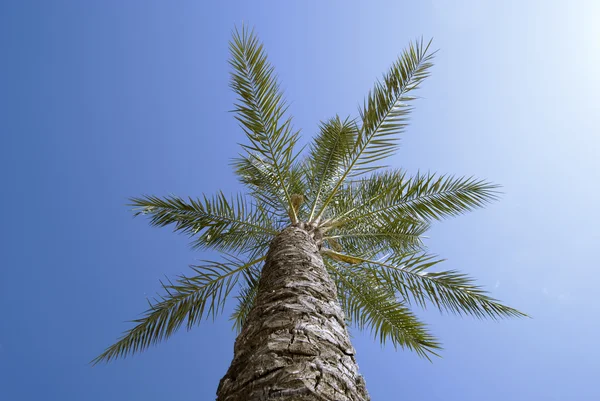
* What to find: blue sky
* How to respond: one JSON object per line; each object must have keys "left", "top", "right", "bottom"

{"left": 1, "top": 1, "right": 599, "bottom": 400}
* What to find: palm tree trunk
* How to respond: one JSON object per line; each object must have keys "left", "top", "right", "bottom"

{"left": 216, "top": 226, "right": 370, "bottom": 400}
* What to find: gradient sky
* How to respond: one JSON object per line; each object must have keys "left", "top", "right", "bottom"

{"left": 1, "top": 1, "right": 599, "bottom": 400}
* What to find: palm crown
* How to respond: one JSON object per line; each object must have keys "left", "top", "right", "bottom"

{"left": 94, "top": 27, "right": 524, "bottom": 364}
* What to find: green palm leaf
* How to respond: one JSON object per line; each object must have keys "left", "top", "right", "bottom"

{"left": 233, "top": 154, "right": 288, "bottom": 213}
{"left": 130, "top": 192, "right": 278, "bottom": 255}
{"left": 92, "top": 256, "right": 265, "bottom": 364}
{"left": 305, "top": 116, "right": 357, "bottom": 221}
{"left": 229, "top": 26, "right": 301, "bottom": 222}
{"left": 230, "top": 264, "right": 261, "bottom": 332}
{"left": 313, "top": 39, "right": 435, "bottom": 221}
{"left": 344, "top": 252, "right": 526, "bottom": 319}
{"left": 326, "top": 170, "right": 499, "bottom": 229}
{"left": 355, "top": 38, "right": 435, "bottom": 174}
{"left": 324, "top": 217, "right": 428, "bottom": 255}
{"left": 326, "top": 259, "right": 441, "bottom": 359}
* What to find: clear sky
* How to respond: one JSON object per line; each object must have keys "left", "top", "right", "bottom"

{"left": 1, "top": 1, "right": 599, "bottom": 400}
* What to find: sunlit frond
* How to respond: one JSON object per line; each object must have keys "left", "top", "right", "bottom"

{"left": 325, "top": 170, "right": 499, "bottom": 230}
{"left": 314, "top": 39, "right": 435, "bottom": 221}
{"left": 326, "top": 259, "right": 441, "bottom": 359}
{"left": 354, "top": 39, "right": 434, "bottom": 174}
{"left": 229, "top": 26, "right": 301, "bottom": 222}
{"left": 305, "top": 116, "right": 357, "bottom": 221}
{"left": 233, "top": 154, "right": 289, "bottom": 214}
{"left": 92, "top": 256, "right": 265, "bottom": 364}
{"left": 324, "top": 210, "right": 429, "bottom": 255}
{"left": 130, "top": 193, "right": 278, "bottom": 255}
{"left": 350, "top": 252, "right": 526, "bottom": 319}
{"left": 230, "top": 264, "right": 262, "bottom": 332}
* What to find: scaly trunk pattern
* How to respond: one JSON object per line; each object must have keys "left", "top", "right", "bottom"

{"left": 217, "top": 226, "right": 370, "bottom": 400}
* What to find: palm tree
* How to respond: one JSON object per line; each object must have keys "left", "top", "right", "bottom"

{"left": 94, "top": 27, "right": 525, "bottom": 400}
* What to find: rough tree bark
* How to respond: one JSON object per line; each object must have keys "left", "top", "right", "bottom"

{"left": 216, "top": 226, "right": 370, "bottom": 400}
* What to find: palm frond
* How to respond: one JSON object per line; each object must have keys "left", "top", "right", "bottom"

{"left": 355, "top": 253, "right": 526, "bottom": 319}
{"left": 233, "top": 154, "right": 289, "bottom": 214}
{"left": 325, "top": 259, "right": 441, "bottom": 359}
{"left": 322, "top": 249, "right": 363, "bottom": 265}
{"left": 130, "top": 192, "right": 278, "bottom": 255}
{"left": 324, "top": 210, "right": 429, "bottom": 256}
{"left": 92, "top": 256, "right": 265, "bottom": 364}
{"left": 229, "top": 26, "right": 300, "bottom": 222}
{"left": 388, "top": 173, "right": 500, "bottom": 221}
{"left": 325, "top": 170, "right": 499, "bottom": 229}
{"left": 230, "top": 264, "right": 261, "bottom": 332}
{"left": 305, "top": 116, "right": 357, "bottom": 221}
{"left": 314, "top": 39, "right": 435, "bottom": 221}
{"left": 354, "top": 39, "right": 435, "bottom": 174}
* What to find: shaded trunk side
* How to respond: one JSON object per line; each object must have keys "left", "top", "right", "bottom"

{"left": 216, "top": 226, "right": 370, "bottom": 401}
